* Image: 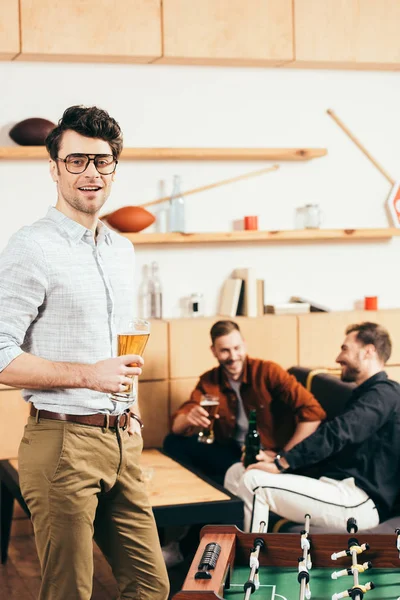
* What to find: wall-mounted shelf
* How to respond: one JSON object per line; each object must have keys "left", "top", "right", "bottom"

{"left": 122, "top": 228, "right": 400, "bottom": 245}
{"left": 0, "top": 147, "right": 327, "bottom": 161}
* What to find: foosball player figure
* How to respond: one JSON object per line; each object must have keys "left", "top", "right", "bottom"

{"left": 298, "top": 514, "right": 312, "bottom": 600}
{"left": 331, "top": 518, "right": 375, "bottom": 600}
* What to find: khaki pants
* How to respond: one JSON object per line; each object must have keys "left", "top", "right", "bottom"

{"left": 18, "top": 416, "right": 169, "bottom": 600}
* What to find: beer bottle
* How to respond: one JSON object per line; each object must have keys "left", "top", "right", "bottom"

{"left": 243, "top": 410, "right": 260, "bottom": 468}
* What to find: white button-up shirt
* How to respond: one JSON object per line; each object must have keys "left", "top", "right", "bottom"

{"left": 0, "top": 206, "right": 135, "bottom": 414}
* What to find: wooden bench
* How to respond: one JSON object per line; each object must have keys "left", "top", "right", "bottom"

{"left": 0, "top": 450, "right": 243, "bottom": 564}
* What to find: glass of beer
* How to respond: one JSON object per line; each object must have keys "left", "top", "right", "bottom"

{"left": 197, "top": 395, "right": 220, "bottom": 444}
{"left": 111, "top": 318, "right": 150, "bottom": 402}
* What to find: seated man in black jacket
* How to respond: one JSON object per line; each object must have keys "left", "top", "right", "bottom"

{"left": 224, "top": 322, "right": 400, "bottom": 532}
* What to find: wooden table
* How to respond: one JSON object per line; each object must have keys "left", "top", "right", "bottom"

{"left": 140, "top": 449, "right": 243, "bottom": 527}
{"left": 0, "top": 450, "right": 243, "bottom": 563}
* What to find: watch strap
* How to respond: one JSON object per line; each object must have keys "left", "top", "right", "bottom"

{"left": 274, "top": 454, "right": 286, "bottom": 472}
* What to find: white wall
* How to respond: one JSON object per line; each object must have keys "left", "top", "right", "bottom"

{"left": 1, "top": 61, "right": 399, "bottom": 317}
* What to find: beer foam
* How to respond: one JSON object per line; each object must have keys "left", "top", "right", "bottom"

{"left": 200, "top": 399, "right": 219, "bottom": 405}
{"left": 118, "top": 331, "right": 149, "bottom": 336}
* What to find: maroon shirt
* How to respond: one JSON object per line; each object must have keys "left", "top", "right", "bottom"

{"left": 172, "top": 357, "right": 326, "bottom": 450}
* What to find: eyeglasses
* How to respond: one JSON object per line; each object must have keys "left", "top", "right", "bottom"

{"left": 56, "top": 153, "right": 118, "bottom": 175}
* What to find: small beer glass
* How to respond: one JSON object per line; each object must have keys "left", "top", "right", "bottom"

{"left": 111, "top": 318, "right": 150, "bottom": 403}
{"left": 197, "top": 395, "right": 220, "bottom": 444}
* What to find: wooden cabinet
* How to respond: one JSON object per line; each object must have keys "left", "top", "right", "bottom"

{"left": 294, "top": 0, "right": 400, "bottom": 69}
{"left": 0, "top": 388, "right": 28, "bottom": 459}
{"left": 17, "top": 0, "right": 162, "bottom": 63}
{"left": 160, "top": 0, "right": 293, "bottom": 66}
{"left": 0, "top": 0, "right": 19, "bottom": 59}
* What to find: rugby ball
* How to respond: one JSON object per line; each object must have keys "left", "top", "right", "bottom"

{"left": 9, "top": 117, "right": 56, "bottom": 146}
{"left": 104, "top": 206, "right": 155, "bottom": 233}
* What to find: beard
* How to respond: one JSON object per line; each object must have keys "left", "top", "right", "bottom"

{"left": 65, "top": 192, "right": 108, "bottom": 215}
{"left": 340, "top": 363, "right": 361, "bottom": 382}
{"left": 220, "top": 358, "right": 243, "bottom": 374}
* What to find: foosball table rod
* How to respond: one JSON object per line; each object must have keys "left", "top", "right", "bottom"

{"left": 243, "top": 521, "right": 267, "bottom": 600}
{"left": 299, "top": 514, "right": 312, "bottom": 600}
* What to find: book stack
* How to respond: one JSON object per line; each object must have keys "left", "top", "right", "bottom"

{"left": 265, "top": 302, "right": 311, "bottom": 315}
{"left": 218, "top": 268, "right": 265, "bottom": 317}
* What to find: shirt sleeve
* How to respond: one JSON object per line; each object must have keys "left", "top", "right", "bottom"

{"left": 0, "top": 230, "right": 48, "bottom": 372}
{"left": 268, "top": 362, "right": 327, "bottom": 422}
{"left": 285, "top": 386, "right": 396, "bottom": 470}
{"left": 170, "top": 378, "right": 205, "bottom": 433}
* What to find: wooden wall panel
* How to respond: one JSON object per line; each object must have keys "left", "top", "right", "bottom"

{"left": 0, "top": 389, "right": 29, "bottom": 459}
{"left": 0, "top": 0, "right": 19, "bottom": 59}
{"left": 298, "top": 311, "right": 376, "bottom": 368}
{"left": 19, "top": 0, "right": 162, "bottom": 63}
{"left": 169, "top": 316, "right": 298, "bottom": 379}
{"left": 142, "top": 319, "right": 168, "bottom": 381}
{"left": 294, "top": 0, "right": 400, "bottom": 69}
{"left": 235, "top": 315, "right": 298, "bottom": 369}
{"left": 138, "top": 380, "right": 169, "bottom": 448}
{"left": 169, "top": 377, "right": 198, "bottom": 416}
{"left": 385, "top": 366, "right": 400, "bottom": 382}
{"left": 370, "top": 309, "right": 400, "bottom": 364}
{"left": 168, "top": 318, "right": 218, "bottom": 379}
{"left": 161, "top": 0, "right": 293, "bottom": 66}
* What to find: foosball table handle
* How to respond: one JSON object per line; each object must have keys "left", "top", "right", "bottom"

{"left": 194, "top": 542, "right": 221, "bottom": 580}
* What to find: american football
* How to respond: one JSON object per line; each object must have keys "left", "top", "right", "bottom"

{"left": 104, "top": 206, "right": 155, "bottom": 233}
{"left": 9, "top": 117, "right": 56, "bottom": 146}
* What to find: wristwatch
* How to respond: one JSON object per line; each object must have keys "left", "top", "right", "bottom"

{"left": 273, "top": 454, "right": 287, "bottom": 472}
{"left": 130, "top": 413, "right": 144, "bottom": 429}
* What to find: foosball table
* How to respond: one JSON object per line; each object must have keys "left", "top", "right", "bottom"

{"left": 172, "top": 518, "right": 400, "bottom": 600}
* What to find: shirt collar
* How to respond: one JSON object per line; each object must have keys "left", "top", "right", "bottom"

{"left": 352, "top": 370, "right": 388, "bottom": 399}
{"left": 46, "top": 206, "right": 113, "bottom": 245}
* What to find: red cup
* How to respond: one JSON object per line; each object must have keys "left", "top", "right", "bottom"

{"left": 244, "top": 216, "right": 258, "bottom": 230}
{"left": 364, "top": 296, "right": 378, "bottom": 310}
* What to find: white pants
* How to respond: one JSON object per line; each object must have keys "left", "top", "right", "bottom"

{"left": 224, "top": 463, "right": 380, "bottom": 532}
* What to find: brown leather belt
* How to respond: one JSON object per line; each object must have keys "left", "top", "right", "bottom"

{"left": 30, "top": 405, "right": 130, "bottom": 429}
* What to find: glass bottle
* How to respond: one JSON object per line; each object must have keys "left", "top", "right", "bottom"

{"left": 138, "top": 264, "right": 151, "bottom": 319}
{"left": 169, "top": 175, "right": 185, "bottom": 233}
{"left": 304, "top": 204, "right": 321, "bottom": 229}
{"left": 149, "top": 261, "right": 162, "bottom": 319}
{"left": 243, "top": 410, "right": 260, "bottom": 468}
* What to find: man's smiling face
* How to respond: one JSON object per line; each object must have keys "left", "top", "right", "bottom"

{"left": 50, "top": 130, "right": 115, "bottom": 217}
{"left": 211, "top": 329, "right": 247, "bottom": 380}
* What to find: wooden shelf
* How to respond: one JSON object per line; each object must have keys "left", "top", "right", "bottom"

{"left": 122, "top": 228, "right": 400, "bottom": 245}
{"left": 0, "top": 146, "right": 327, "bottom": 161}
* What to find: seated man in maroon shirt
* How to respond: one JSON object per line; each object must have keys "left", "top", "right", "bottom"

{"left": 163, "top": 320, "right": 326, "bottom": 485}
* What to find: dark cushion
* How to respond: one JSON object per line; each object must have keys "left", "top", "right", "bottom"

{"left": 288, "top": 366, "right": 355, "bottom": 420}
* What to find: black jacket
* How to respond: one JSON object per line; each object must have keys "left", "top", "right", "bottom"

{"left": 285, "top": 372, "right": 400, "bottom": 520}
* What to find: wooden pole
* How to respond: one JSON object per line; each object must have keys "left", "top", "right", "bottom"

{"left": 139, "top": 164, "right": 280, "bottom": 209}
{"left": 327, "top": 109, "right": 395, "bottom": 185}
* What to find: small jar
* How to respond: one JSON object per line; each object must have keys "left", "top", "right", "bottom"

{"left": 189, "top": 293, "right": 204, "bottom": 318}
{"left": 303, "top": 204, "right": 321, "bottom": 229}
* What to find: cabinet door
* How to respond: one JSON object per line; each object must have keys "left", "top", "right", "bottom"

{"left": 160, "top": 0, "right": 293, "bottom": 66}
{"left": 0, "top": 388, "right": 29, "bottom": 459}
{"left": 18, "top": 0, "right": 162, "bottom": 63}
{"left": 294, "top": 0, "right": 400, "bottom": 69}
{"left": 0, "top": 0, "right": 19, "bottom": 59}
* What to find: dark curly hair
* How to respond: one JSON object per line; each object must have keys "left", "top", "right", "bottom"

{"left": 45, "top": 105, "right": 123, "bottom": 161}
